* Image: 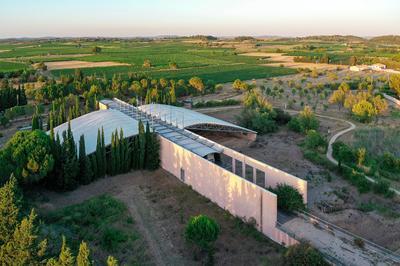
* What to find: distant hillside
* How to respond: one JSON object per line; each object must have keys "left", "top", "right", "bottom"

{"left": 369, "top": 35, "right": 400, "bottom": 45}
{"left": 295, "top": 35, "right": 366, "bottom": 43}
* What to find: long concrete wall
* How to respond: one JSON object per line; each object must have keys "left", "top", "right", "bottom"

{"left": 190, "top": 132, "right": 308, "bottom": 203}
{"left": 159, "top": 136, "right": 298, "bottom": 246}
{"left": 223, "top": 147, "right": 308, "bottom": 204}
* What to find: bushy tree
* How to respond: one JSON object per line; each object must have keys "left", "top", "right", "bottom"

{"left": 189, "top": 77, "right": 205, "bottom": 93}
{"left": 273, "top": 184, "right": 305, "bottom": 212}
{"left": 0, "top": 130, "right": 54, "bottom": 185}
{"left": 185, "top": 215, "right": 220, "bottom": 251}
{"left": 304, "top": 130, "right": 327, "bottom": 151}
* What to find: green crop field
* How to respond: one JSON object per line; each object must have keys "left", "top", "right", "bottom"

{"left": 0, "top": 40, "right": 296, "bottom": 82}
{"left": 0, "top": 61, "right": 28, "bottom": 72}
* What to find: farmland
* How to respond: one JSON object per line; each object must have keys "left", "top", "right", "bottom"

{"left": 0, "top": 40, "right": 296, "bottom": 83}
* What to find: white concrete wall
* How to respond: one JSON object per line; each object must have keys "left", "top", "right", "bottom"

{"left": 159, "top": 136, "right": 298, "bottom": 246}
{"left": 223, "top": 147, "right": 308, "bottom": 204}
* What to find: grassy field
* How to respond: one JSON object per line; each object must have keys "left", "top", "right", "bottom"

{"left": 0, "top": 61, "right": 28, "bottom": 72}
{"left": 0, "top": 40, "right": 296, "bottom": 82}
{"left": 42, "top": 195, "right": 150, "bottom": 265}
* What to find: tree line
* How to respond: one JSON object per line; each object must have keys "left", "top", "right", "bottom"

{"left": 0, "top": 119, "right": 160, "bottom": 191}
{"left": 0, "top": 83, "right": 27, "bottom": 112}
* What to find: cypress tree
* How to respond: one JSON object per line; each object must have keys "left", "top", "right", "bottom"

{"left": 74, "top": 96, "right": 80, "bottom": 118}
{"left": 84, "top": 99, "right": 90, "bottom": 114}
{"left": 95, "top": 129, "right": 102, "bottom": 178}
{"left": 90, "top": 155, "right": 98, "bottom": 180}
{"left": 101, "top": 127, "right": 106, "bottom": 177}
{"left": 144, "top": 122, "right": 151, "bottom": 168}
{"left": 78, "top": 135, "right": 92, "bottom": 185}
{"left": 62, "top": 121, "right": 79, "bottom": 190}
{"left": 146, "top": 131, "right": 160, "bottom": 170}
{"left": 110, "top": 132, "right": 116, "bottom": 176}
{"left": 46, "top": 112, "right": 51, "bottom": 131}
{"left": 138, "top": 121, "right": 146, "bottom": 169}
{"left": 31, "top": 115, "right": 39, "bottom": 131}
{"left": 115, "top": 130, "right": 120, "bottom": 174}
{"left": 131, "top": 137, "right": 139, "bottom": 170}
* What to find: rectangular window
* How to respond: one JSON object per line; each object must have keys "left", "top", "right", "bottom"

{"left": 180, "top": 168, "right": 185, "bottom": 182}
{"left": 245, "top": 164, "right": 253, "bottom": 182}
{"left": 235, "top": 160, "right": 243, "bottom": 177}
{"left": 256, "top": 169, "right": 266, "bottom": 187}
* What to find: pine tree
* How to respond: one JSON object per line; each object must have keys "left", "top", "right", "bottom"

{"left": 58, "top": 236, "right": 75, "bottom": 266}
{"left": 77, "top": 241, "right": 91, "bottom": 266}
{"left": 0, "top": 210, "right": 47, "bottom": 265}
{"left": 0, "top": 175, "right": 19, "bottom": 244}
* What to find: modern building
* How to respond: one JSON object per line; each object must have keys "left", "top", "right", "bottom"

{"left": 370, "top": 63, "right": 386, "bottom": 71}
{"left": 53, "top": 98, "right": 308, "bottom": 247}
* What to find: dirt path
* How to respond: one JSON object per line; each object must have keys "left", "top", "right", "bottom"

{"left": 40, "top": 171, "right": 189, "bottom": 266}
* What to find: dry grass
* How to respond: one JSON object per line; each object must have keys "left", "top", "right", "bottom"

{"left": 45, "top": 60, "right": 130, "bottom": 70}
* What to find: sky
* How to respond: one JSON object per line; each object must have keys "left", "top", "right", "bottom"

{"left": 1, "top": 0, "right": 399, "bottom": 38}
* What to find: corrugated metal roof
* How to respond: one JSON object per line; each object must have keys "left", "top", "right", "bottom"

{"left": 52, "top": 109, "right": 139, "bottom": 155}
{"left": 138, "top": 104, "right": 255, "bottom": 133}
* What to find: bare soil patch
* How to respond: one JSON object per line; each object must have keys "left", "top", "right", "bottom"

{"left": 203, "top": 108, "right": 400, "bottom": 252}
{"left": 45, "top": 60, "right": 130, "bottom": 70}
{"left": 35, "top": 169, "right": 283, "bottom": 265}
{"left": 241, "top": 52, "right": 340, "bottom": 70}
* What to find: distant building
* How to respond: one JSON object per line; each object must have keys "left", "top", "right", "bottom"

{"left": 370, "top": 63, "right": 386, "bottom": 71}
{"left": 349, "top": 65, "right": 369, "bottom": 72}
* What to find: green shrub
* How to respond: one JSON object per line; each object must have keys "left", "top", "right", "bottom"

{"left": 185, "top": 215, "right": 220, "bottom": 251}
{"left": 283, "top": 242, "right": 328, "bottom": 266}
{"left": 273, "top": 108, "right": 292, "bottom": 125}
{"left": 354, "top": 238, "right": 365, "bottom": 248}
{"left": 332, "top": 142, "right": 356, "bottom": 165}
{"left": 372, "top": 179, "right": 394, "bottom": 197}
{"left": 272, "top": 184, "right": 305, "bottom": 212}
{"left": 101, "top": 227, "right": 129, "bottom": 252}
{"left": 237, "top": 108, "right": 277, "bottom": 134}
{"left": 288, "top": 117, "right": 302, "bottom": 132}
{"left": 304, "top": 130, "right": 327, "bottom": 151}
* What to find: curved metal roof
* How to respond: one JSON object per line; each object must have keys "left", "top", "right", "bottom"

{"left": 138, "top": 104, "right": 255, "bottom": 133}
{"left": 51, "top": 109, "right": 139, "bottom": 155}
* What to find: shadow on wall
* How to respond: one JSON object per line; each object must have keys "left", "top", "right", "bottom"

{"left": 160, "top": 136, "right": 297, "bottom": 246}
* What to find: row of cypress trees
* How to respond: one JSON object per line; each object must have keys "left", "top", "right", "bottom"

{"left": 46, "top": 119, "right": 160, "bottom": 191}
